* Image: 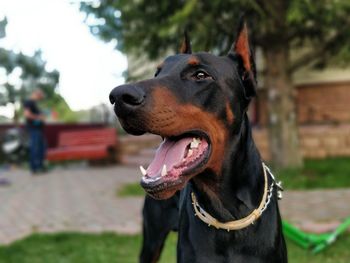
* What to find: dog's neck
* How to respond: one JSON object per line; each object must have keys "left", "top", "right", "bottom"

{"left": 192, "top": 114, "right": 265, "bottom": 222}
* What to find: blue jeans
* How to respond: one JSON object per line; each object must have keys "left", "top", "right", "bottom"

{"left": 28, "top": 128, "right": 46, "bottom": 172}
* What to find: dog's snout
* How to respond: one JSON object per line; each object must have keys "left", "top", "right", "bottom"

{"left": 109, "top": 93, "right": 116, "bottom": 105}
{"left": 109, "top": 84, "right": 146, "bottom": 108}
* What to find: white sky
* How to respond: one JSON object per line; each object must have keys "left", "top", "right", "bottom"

{"left": 0, "top": 0, "right": 127, "bottom": 114}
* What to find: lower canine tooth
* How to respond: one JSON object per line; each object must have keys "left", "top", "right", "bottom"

{"left": 161, "top": 165, "right": 167, "bottom": 177}
{"left": 139, "top": 166, "right": 147, "bottom": 176}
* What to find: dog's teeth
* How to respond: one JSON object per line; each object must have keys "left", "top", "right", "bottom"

{"left": 190, "top": 138, "right": 200, "bottom": 149}
{"left": 161, "top": 165, "right": 167, "bottom": 177}
{"left": 139, "top": 166, "right": 147, "bottom": 176}
{"left": 143, "top": 176, "right": 161, "bottom": 183}
{"left": 188, "top": 149, "right": 193, "bottom": 157}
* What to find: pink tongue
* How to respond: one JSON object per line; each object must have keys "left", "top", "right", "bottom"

{"left": 147, "top": 137, "right": 193, "bottom": 177}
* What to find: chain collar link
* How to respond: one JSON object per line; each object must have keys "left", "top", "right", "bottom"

{"left": 191, "top": 162, "right": 283, "bottom": 231}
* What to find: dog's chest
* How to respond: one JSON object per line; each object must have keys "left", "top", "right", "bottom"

{"left": 177, "top": 185, "right": 283, "bottom": 263}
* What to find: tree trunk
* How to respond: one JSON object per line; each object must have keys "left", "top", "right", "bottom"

{"left": 263, "top": 47, "right": 303, "bottom": 169}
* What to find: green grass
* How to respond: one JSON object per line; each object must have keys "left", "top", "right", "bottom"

{"left": 278, "top": 157, "right": 350, "bottom": 189}
{"left": 117, "top": 182, "right": 144, "bottom": 197}
{"left": 0, "top": 232, "right": 176, "bottom": 263}
{"left": 286, "top": 234, "right": 350, "bottom": 263}
{"left": 0, "top": 232, "right": 349, "bottom": 263}
{"left": 117, "top": 157, "right": 350, "bottom": 197}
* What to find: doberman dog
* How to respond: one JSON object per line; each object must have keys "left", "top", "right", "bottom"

{"left": 109, "top": 19, "right": 287, "bottom": 263}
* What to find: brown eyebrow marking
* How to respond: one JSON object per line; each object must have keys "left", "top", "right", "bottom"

{"left": 225, "top": 102, "right": 234, "bottom": 125}
{"left": 188, "top": 56, "right": 200, "bottom": 65}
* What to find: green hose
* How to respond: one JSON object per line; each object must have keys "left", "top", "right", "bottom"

{"left": 312, "top": 217, "right": 350, "bottom": 253}
{"left": 283, "top": 217, "right": 350, "bottom": 253}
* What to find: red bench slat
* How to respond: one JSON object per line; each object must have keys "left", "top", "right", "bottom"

{"left": 59, "top": 128, "right": 116, "bottom": 147}
{"left": 47, "top": 145, "right": 109, "bottom": 161}
{"left": 47, "top": 128, "right": 117, "bottom": 162}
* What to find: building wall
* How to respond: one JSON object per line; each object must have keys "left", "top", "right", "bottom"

{"left": 297, "top": 82, "right": 350, "bottom": 124}
{"left": 253, "top": 124, "right": 350, "bottom": 160}
{"left": 256, "top": 81, "right": 350, "bottom": 126}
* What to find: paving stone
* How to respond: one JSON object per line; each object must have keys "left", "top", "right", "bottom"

{"left": 0, "top": 166, "right": 143, "bottom": 244}
{"left": 0, "top": 166, "right": 349, "bottom": 244}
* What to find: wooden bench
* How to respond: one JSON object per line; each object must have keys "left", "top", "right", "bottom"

{"left": 46, "top": 128, "right": 118, "bottom": 162}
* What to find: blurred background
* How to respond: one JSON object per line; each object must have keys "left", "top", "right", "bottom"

{"left": 0, "top": 0, "right": 349, "bottom": 262}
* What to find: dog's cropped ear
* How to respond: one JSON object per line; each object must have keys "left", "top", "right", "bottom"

{"left": 228, "top": 18, "right": 257, "bottom": 99}
{"left": 179, "top": 30, "right": 192, "bottom": 54}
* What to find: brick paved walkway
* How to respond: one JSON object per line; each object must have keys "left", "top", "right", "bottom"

{"left": 0, "top": 166, "right": 349, "bottom": 244}
{"left": 0, "top": 166, "right": 143, "bottom": 244}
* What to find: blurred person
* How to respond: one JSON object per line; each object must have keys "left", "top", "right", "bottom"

{"left": 23, "top": 89, "right": 46, "bottom": 174}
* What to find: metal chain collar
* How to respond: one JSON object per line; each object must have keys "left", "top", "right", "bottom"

{"left": 191, "top": 162, "right": 283, "bottom": 231}
{"left": 263, "top": 162, "right": 284, "bottom": 201}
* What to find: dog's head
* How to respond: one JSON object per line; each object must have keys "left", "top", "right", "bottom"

{"left": 110, "top": 20, "right": 257, "bottom": 199}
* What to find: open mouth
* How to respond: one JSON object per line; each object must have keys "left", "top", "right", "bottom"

{"left": 140, "top": 132, "right": 211, "bottom": 198}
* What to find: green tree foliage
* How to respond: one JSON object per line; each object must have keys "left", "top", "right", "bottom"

{"left": 80, "top": 0, "right": 350, "bottom": 65}
{"left": 80, "top": 0, "right": 350, "bottom": 168}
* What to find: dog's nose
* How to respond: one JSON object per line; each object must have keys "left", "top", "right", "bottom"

{"left": 109, "top": 84, "right": 146, "bottom": 108}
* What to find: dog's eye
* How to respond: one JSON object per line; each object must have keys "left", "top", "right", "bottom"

{"left": 193, "top": 70, "right": 211, "bottom": 80}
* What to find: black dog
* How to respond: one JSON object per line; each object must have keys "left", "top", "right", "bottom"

{"left": 110, "top": 19, "right": 287, "bottom": 263}
{"left": 140, "top": 194, "right": 179, "bottom": 263}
